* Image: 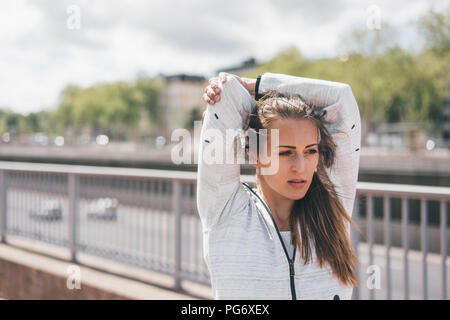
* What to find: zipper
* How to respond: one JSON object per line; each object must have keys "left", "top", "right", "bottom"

{"left": 242, "top": 182, "right": 297, "bottom": 300}
{"left": 289, "top": 261, "right": 296, "bottom": 300}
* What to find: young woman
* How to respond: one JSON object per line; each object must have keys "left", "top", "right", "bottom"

{"left": 197, "top": 72, "right": 362, "bottom": 300}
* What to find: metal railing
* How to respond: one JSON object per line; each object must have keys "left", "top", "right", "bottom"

{"left": 0, "top": 161, "right": 449, "bottom": 299}
{"left": 350, "top": 183, "right": 449, "bottom": 300}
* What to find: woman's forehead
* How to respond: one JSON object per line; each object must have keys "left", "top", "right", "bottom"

{"left": 268, "top": 118, "right": 318, "bottom": 145}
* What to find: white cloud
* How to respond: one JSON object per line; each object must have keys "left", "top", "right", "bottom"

{"left": 0, "top": 0, "right": 448, "bottom": 115}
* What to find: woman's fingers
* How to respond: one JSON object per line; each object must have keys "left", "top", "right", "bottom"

{"left": 203, "top": 86, "right": 219, "bottom": 104}
{"left": 203, "top": 93, "right": 220, "bottom": 105}
{"left": 219, "top": 72, "right": 228, "bottom": 83}
{"left": 203, "top": 72, "right": 249, "bottom": 106}
{"left": 202, "top": 93, "right": 214, "bottom": 105}
{"left": 210, "top": 81, "right": 221, "bottom": 94}
{"left": 203, "top": 77, "right": 224, "bottom": 105}
{"left": 208, "top": 78, "right": 221, "bottom": 95}
{"left": 206, "top": 87, "right": 216, "bottom": 100}
{"left": 203, "top": 71, "right": 236, "bottom": 105}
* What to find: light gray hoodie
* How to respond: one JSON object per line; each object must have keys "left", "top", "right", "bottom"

{"left": 196, "top": 72, "right": 361, "bottom": 300}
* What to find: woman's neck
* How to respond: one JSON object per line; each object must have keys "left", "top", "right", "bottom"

{"left": 256, "top": 177, "right": 294, "bottom": 232}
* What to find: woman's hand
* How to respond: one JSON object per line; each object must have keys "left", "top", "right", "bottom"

{"left": 202, "top": 72, "right": 256, "bottom": 106}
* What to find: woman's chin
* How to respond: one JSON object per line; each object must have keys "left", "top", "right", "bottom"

{"left": 283, "top": 189, "right": 306, "bottom": 200}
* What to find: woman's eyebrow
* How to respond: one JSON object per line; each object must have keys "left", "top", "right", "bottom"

{"left": 277, "top": 143, "right": 318, "bottom": 149}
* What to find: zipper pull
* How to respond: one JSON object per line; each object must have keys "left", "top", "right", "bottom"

{"left": 289, "top": 261, "right": 295, "bottom": 277}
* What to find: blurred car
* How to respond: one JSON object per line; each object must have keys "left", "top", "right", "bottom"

{"left": 29, "top": 200, "right": 63, "bottom": 221}
{"left": 87, "top": 198, "right": 118, "bottom": 221}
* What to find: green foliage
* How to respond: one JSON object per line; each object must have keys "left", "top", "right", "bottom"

{"left": 184, "top": 106, "right": 202, "bottom": 130}
{"left": 50, "top": 77, "right": 162, "bottom": 139}
{"left": 245, "top": 7, "right": 450, "bottom": 136}
{"left": 419, "top": 9, "right": 450, "bottom": 55}
{"left": 0, "top": 110, "right": 37, "bottom": 135}
{"left": 0, "top": 75, "right": 163, "bottom": 141}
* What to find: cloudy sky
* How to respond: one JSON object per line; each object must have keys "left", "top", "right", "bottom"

{"left": 0, "top": 0, "right": 447, "bottom": 115}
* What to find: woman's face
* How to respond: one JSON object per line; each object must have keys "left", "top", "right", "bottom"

{"left": 255, "top": 118, "right": 320, "bottom": 200}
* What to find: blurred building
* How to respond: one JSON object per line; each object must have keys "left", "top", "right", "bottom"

{"left": 155, "top": 58, "right": 259, "bottom": 140}
{"left": 216, "top": 57, "right": 258, "bottom": 76}
{"left": 374, "top": 122, "right": 428, "bottom": 153}
{"left": 156, "top": 73, "right": 207, "bottom": 138}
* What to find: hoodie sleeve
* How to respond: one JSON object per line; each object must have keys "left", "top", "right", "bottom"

{"left": 257, "top": 72, "right": 361, "bottom": 226}
{"left": 196, "top": 75, "right": 255, "bottom": 231}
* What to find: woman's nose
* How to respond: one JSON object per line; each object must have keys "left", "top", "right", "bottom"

{"left": 291, "top": 154, "right": 306, "bottom": 172}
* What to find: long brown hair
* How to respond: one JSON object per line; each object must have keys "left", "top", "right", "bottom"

{"left": 245, "top": 90, "right": 361, "bottom": 287}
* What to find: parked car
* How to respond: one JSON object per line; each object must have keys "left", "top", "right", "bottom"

{"left": 87, "top": 198, "right": 118, "bottom": 221}
{"left": 29, "top": 200, "right": 63, "bottom": 221}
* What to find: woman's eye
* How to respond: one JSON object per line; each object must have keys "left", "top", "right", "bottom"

{"left": 279, "top": 150, "right": 317, "bottom": 156}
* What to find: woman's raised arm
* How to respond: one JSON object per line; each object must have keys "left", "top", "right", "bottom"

{"left": 197, "top": 75, "right": 254, "bottom": 231}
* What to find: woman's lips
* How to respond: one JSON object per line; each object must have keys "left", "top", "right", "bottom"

{"left": 288, "top": 180, "right": 307, "bottom": 189}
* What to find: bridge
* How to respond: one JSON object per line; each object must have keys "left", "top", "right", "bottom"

{"left": 0, "top": 161, "right": 448, "bottom": 299}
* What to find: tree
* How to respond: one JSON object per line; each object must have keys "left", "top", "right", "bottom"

{"left": 184, "top": 106, "right": 202, "bottom": 130}
{"left": 243, "top": 7, "right": 450, "bottom": 141}
{"left": 52, "top": 77, "right": 162, "bottom": 141}
{"left": 418, "top": 8, "right": 450, "bottom": 56}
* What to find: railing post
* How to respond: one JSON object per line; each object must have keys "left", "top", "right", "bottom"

{"left": 68, "top": 173, "right": 79, "bottom": 263}
{"left": 421, "top": 198, "right": 428, "bottom": 300}
{"left": 402, "top": 196, "right": 409, "bottom": 300}
{"left": 0, "top": 170, "right": 6, "bottom": 244}
{"left": 384, "top": 195, "right": 391, "bottom": 300}
{"left": 172, "top": 179, "right": 183, "bottom": 291}
{"left": 351, "top": 193, "right": 360, "bottom": 300}
{"left": 367, "top": 194, "right": 375, "bottom": 300}
{"left": 440, "top": 200, "right": 447, "bottom": 301}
